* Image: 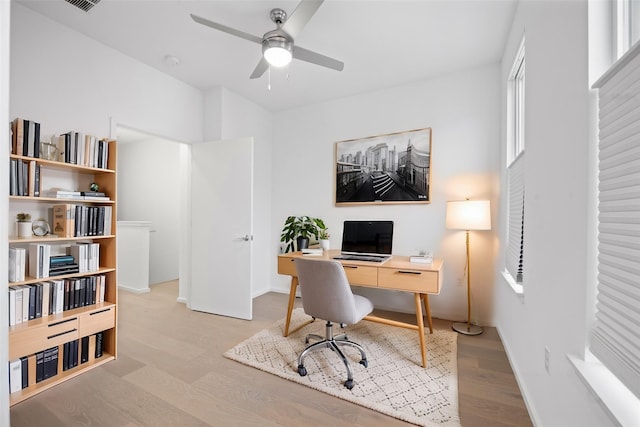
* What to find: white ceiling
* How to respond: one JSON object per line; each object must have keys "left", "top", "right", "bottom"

{"left": 16, "top": 0, "right": 517, "bottom": 112}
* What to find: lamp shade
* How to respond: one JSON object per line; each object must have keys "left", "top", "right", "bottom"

{"left": 446, "top": 200, "right": 491, "bottom": 230}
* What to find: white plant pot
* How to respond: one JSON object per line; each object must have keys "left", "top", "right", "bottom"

{"left": 17, "top": 221, "right": 32, "bottom": 238}
{"left": 320, "top": 239, "right": 330, "bottom": 250}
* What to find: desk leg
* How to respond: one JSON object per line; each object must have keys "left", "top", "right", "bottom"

{"left": 421, "top": 294, "right": 433, "bottom": 334}
{"left": 284, "top": 277, "right": 298, "bottom": 337}
{"left": 414, "top": 293, "right": 427, "bottom": 368}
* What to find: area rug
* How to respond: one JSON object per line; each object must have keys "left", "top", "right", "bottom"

{"left": 224, "top": 308, "right": 460, "bottom": 427}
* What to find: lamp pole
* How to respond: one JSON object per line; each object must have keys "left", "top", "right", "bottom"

{"left": 452, "top": 229, "right": 483, "bottom": 335}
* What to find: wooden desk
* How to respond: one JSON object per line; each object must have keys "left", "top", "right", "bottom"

{"left": 277, "top": 249, "right": 443, "bottom": 368}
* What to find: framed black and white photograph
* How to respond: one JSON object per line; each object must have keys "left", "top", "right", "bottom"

{"left": 335, "top": 128, "right": 432, "bottom": 205}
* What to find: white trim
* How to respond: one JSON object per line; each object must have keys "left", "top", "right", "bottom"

{"left": 496, "top": 325, "right": 540, "bottom": 426}
{"left": 568, "top": 352, "right": 640, "bottom": 427}
{"left": 501, "top": 269, "right": 524, "bottom": 301}
{"left": 594, "top": 29, "right": 640, "bottom": 88}
{"left": 117, "top": 285, "right": 150, "bottom": 294}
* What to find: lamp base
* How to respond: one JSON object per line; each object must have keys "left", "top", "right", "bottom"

{"left": 452, "top": 322, "right": 483, "bottom": 336}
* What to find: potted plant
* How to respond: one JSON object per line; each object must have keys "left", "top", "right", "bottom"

{"left": 280, "top": 216, "right": 327, "bottom": 252}
{"left": 318, "top": 227, "right": 330, "bottom": 250}
{"left": 16, "top": 212, "right": 32, "bottom": 238}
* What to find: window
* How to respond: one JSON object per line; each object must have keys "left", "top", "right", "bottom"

{"left": 505, "top": 37, "right": 525, "bottom": 285}
{"left": 591, "top": 40, "right": 640, "bottom": 400}
{"left": 508, "top": 38, "right": 525, "bottom": 162}
{"left": 615, "top": 0, "right": 640, "bottom": 58}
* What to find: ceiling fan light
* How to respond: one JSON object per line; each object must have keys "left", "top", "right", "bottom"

{"left": 264, "top": 47, "right": 292, "bottom": 67}
{"left": 262, "top": 37, "right": 293, "bottom": 67}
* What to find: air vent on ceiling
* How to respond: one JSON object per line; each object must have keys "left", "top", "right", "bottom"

{"left": 64, "top": 0, "right": 101, "bottom": 13}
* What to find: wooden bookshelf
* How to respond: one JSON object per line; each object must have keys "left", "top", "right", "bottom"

{"left": 7, "top": 137, "right": 118, "bottom": 405}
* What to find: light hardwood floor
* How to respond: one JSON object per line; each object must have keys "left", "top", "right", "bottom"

{"left": 10, "top": 281, "right": 532, "bottom": 426}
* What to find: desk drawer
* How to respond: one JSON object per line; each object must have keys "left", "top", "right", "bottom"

{"left": 10, "top": 317, "right": 79, "bottom": 359}
{"left": 379, "top": 268, "right": 439, "bottom": 293}
{"left": 78, "top": 306, "right": 116, "bottom": 337}
{"left": 341, "top": 264, "right": 378, "bottom": 286}
{"left": 278, "top": 257, "right": 297, "bottom": 276}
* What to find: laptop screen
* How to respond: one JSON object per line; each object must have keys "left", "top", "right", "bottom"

{"left": 341, "top": 220, "right": 394, "bottom": 256}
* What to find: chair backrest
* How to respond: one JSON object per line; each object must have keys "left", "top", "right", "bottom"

{"left": 294, "top": 258, "right": 360, "bottom": 325}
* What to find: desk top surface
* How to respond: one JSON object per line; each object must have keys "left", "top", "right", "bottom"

{"left": 279, "top": 249, "right": 443, "bottom": 272}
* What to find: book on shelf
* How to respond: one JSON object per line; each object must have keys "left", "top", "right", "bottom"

{"left": 10, "top": 159, "right": 29, "bottom": 196}
{"left": 20, "top": 356, "right": 28, "bottom": 390}
{"left": 35, "top": 351, "right": 44, "bottom": 383}
{"left": 28, "top": 243, "right": 51, "bottom": 278}
{"left": 11, "top": 118, "right": 40, "bottom": 158}
{"left": 95, "top": 331, "right": 104, "bottom": 358}
{"left": 42, "top": 346, "right": 59, "bottom": 380}
{"left": 9, "top": 359, "right": 21, "bottom": 394}
{"left": 9, "top": 247, "right": 26, "bottom": 282}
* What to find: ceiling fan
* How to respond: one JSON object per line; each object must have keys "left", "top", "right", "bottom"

{"left": 190, "top": 0, "right": 344, "bottom": 79}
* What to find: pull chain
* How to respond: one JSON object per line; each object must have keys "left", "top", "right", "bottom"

{"left": 268, "top": 65, "right": 271, "bottom": 91}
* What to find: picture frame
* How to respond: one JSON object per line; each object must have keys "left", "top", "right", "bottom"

{"left": 335, "top": 128, "right": 432, "bottom": 205}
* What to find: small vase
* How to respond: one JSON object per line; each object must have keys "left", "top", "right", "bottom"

{"left": 17, "top": 221, "right": 32, "bottom": 238}
{"left": 320, "top": 239, "right": 330, "bottom": 250}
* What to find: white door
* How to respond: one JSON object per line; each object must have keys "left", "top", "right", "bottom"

{"left": 189, "top": 137, "right": 253, "bottom": 320}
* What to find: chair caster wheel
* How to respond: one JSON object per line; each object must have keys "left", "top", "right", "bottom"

{"left": 344, "top": 379, "right": 354, "bottom": 390}
{"left": 360, "top": 359, "right": 368, "bottom": 368}
{"left": 298, "top": 365, "right": 307, "bottom": 377}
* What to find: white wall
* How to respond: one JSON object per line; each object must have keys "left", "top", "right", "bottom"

{"left": 271, "top": 64, "right": 501, "bottom": 324}
{"left": 117, "top": 138, "right": 181, "bottom": 285}
{"left": 0, "top": 0, "right": 11, "bottom": 423}
{"left": 495, "top": 1, "right": 612, "bottom": 426}
{"left": 10, "top": 4, "right": 203, "bottom": 144}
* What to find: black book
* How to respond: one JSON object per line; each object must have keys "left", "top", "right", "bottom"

{"left": 80, "top": 191, "right": 106, "bottom": 197}
{"left": 63, "top": 342, "right": 69, "bottom": 371}
{"left": 79, "top": 278, "right": 86, "bottom": 307}
{"left": 35, "top": 351, "right": 44, "bottom": 383}
{"left": 74, "top": 279, "right": 81, "bottom": 308}
{"left": 43, "top": 346, "right": 59, "bottom": 380}
{"left": 81, "top": 336, "right": 89, "bottom": 364}
{"left": 33, "top": 164, "right": 40, "bottom": 197}
{"left": 95, "top": 331, "right": 103, "bottom": 358}
{"left": 22, "top": 119, "right": 29, "bottom": 157}
{"left": 97, "top": 206, "right": 105, "bottom": 236}
{"left": 49, "top": 264, "right": 80, "bottom": 276}
{"left": 28, "top": 284, "right": 36, "bottom": 320}
{"left": 33, "top": 122, "right": 40, "bottom": 158}
{"left": 34, "top": 283, "right": 43, "bottom": 319}
{"left": 20, "top": 356, "right": 28, "bottom": 389}
{"left": 63, "top": 280, "right": 70, "bottom": 311}
{"left": 72, "top": 339, "right": 79, "bottom": 368}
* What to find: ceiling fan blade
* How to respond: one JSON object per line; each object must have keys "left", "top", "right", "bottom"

{"left": 281, "top": 0, "right": 323, "bottom": 39}
{"left": 250, "top": 57, "right": 269, "bottom": 79}
{"left": 293, "top": 46, "right": 344, "bottom": 72}
{"left": 190, "top": 14, "right": 263, "bottom": 45}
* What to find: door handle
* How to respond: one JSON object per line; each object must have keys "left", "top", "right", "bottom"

{"left": 235, "top": 235, "right": 253, "bottom": 242}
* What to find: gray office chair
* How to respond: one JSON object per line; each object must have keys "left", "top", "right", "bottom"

{"left": 294, "top": 258, "right": 374, "bottom": 389}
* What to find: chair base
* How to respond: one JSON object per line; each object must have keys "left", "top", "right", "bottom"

{"left": 297, "top": 321, "right": 368, "bottom": 390}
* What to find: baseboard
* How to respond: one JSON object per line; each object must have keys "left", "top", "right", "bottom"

{"left": 496, "top": 325, "right": 540, "bottom": 426}
{"left": 118, "top": 284, "right": 150, "bottom": 294}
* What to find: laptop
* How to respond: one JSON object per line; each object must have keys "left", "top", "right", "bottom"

{"left": 333, "top": 220, "right": 394, "bottom": 263}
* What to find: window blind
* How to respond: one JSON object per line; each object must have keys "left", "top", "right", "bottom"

{"left": 591, "top": 43, "right": 640, "bottom": 399}
{"left": 506, "top": 154, "right": 525, "bottom": 283}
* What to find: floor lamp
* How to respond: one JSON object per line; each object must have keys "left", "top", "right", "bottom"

{"left": 446, "top": 199, "right": 491, "bottom": 336}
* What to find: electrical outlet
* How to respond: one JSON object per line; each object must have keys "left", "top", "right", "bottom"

{"left": 544, "top": 347, "right": 550, "bottom": 373}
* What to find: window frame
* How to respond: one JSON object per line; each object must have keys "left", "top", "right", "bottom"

{"left": 507, "top": 37, "right": 526, "bottom": 166}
